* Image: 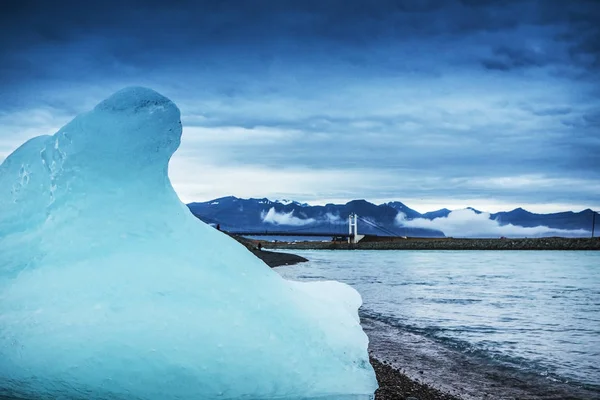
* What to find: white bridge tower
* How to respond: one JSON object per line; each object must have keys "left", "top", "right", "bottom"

{"left": 348, "top": 213, "right": 365, "bottom": 244}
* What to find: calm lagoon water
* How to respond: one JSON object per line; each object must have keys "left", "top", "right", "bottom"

{"left": 277, "top": 250, "right": 600, "bottom": 388}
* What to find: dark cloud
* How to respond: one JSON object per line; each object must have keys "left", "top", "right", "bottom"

{"left": 0, "top": 0, "right": 597, "bottom": 95}
{"left": 523, "top": 106, "right": 572, "bottom": 117}
{"left": 567, "top": 32, "right": 600, "bottom": 68}
{"left": 561, "top": 110, "right": 600, "bottom": 129}
{"left": 482, "top": 46, "right": 550, "bottom": 71}
{"left": 1, "top": 1, "right": 597, "bottom": 63}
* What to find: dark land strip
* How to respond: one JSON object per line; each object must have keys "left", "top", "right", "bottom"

{"left": 263, "top": 236, "right": 600, "bottom": 251}
{"left": 230, "top": 234, "right": 309, "bottom": 266}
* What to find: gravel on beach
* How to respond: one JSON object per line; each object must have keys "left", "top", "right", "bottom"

{"left": 371, "top": 357, "right": 461, "bottom": 400}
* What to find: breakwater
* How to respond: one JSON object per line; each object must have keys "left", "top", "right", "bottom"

{"left": 262, "top": 236, "right": 600, "bottom": 251}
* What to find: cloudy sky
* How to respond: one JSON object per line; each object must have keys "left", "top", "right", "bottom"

{"left": 1, "top": 0, "right": 599, "bottom": 213}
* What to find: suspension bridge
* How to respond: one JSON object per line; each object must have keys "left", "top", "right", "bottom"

{"left": 223, "top": 214, "right": 401, "bottom": 244}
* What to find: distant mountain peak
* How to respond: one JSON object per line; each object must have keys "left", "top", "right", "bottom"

{"left": 275, "top": 199, "right": 309, "bottom": 207}
{"left": 508, "top": 207, "right": 532, "bottom": 215}
{"left": 466, "top": 207, "right": 483, "bottom": 214}
{"left": 213, "top": 195, "right": 239, "bottom": 202}
{"left": 385, "top": 201, "right": 408, "bottom": 208}
{"left": 421, "top": 208, "right": 452, "bottom": 219}
{"left": 346, "top": 199, "right": 370, "bottom": 205}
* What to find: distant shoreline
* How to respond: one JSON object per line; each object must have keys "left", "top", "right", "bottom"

{"left": 261, "top": 236, "right": 600, "bottom": 251}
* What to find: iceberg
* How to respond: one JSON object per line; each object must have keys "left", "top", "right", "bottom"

{"left": 0, "top": 87, "right": 377, "bottom": 399}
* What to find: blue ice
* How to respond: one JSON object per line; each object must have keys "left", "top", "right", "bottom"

{"left": 0, "top": 87, "right": 377, "bottom": 399}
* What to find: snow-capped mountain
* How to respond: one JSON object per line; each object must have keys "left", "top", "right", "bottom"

{"left": 187, "top": 196, "right": 597, "bottom": 238}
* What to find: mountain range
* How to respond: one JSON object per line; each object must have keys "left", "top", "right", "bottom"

{"left": 187, "top": 196, "right": 597, "bottom": 238}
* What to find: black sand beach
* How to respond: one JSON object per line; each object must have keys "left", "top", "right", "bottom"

{"left": 370, "top": 358, "right": 460, "bottom": 400}
{"left": 230, "top": 234, "right": 309, "bottom": 266}
{"left": 247, "top": 248, "right": 308, "bottom": 267}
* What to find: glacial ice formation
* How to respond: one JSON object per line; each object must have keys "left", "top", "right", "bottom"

{"left": 0, "top": 87, "right": 377, "bottom": 399}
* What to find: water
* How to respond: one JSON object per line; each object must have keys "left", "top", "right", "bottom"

{"left": 277, "top": 250, "right": 600, "bottom": 394}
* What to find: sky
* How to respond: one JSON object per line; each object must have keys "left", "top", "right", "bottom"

{"left": 1, "top": 0, "right": 599, "bottom": 213}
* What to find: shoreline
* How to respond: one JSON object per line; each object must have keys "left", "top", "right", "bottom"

{"left": 242, "top": 238, "right": 463, "bottom": 399}
{"left": 244, "top": 237, "right": 600, "bottom": 400}
{"left": 230, "top": 234, "right": 309, "bottom": 266}
{"left": 363, "top": 317, "right": 600, "bottom": 400}
{"left": 262, "top": 236, "right": 600, "bottom": 251}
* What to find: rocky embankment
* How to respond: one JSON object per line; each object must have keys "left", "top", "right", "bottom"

{"left": 229, "top": 234, "right": 308, "bottom": 267}
{"left": 263, "top": 236, "right": 600, "bottom": 251}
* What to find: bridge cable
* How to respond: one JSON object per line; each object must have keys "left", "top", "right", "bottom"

{"left": 357, "top": 217, "right": 402, "bottom": 237}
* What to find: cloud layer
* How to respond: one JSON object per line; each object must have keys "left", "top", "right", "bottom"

{"left": 261, "top": 207, "right": 315, "bottom": 226}
{"left": 395, "top": 209, "right": 590, "bottom": 238}
{"left": 1, "top": 0, "right": 599, "bottom": 212}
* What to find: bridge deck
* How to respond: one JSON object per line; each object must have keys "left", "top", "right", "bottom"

{"left": 227, "top": 231, "right": 352, "bottom": 238}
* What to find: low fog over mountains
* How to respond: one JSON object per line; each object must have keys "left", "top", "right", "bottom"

{"left": 187, "top": 197, "right": 596, "bottom": 238}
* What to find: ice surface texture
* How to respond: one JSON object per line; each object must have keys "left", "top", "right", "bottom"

{"left": 0, "top": 87, "right": 377, "bottom": 399}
